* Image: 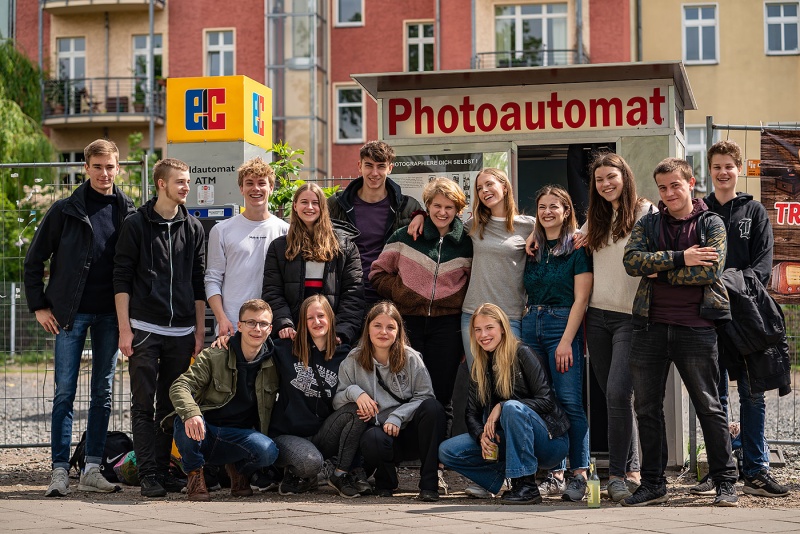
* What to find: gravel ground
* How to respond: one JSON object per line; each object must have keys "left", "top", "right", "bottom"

{"left": 2, "top": 367, "right": 800, "bottom": 507}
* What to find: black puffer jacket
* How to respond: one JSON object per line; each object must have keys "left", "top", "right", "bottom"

{"left": 466, "top": 344, "right": 570, "bottom": 441}
{"left": 113, "top": 199, "right": 206, "bottom": 328}
{"left": 24, "top": 181, "right": 135, "bottom": 330}
{"left": 262, "top": 230, "right": 364, "bottom": 345}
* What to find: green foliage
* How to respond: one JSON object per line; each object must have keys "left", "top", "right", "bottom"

{"left": 0, "top": 40, "right": 44, "bottom": 122}
{"left": 124, "top": 132, "right": 158, "bottom": 201}
{"left": 268, "top": 141, "right": 338, "bottom": 217}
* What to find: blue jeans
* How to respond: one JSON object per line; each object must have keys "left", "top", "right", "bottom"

{"left": 439, "top": 401, "right": 569, "bottom": 494}
{"left": 51, "top": 313, "right": 119, "bottom": 470}
{"left": 630, "top": 323, "right": 737, "bottom": 486}
{"left": 719, "top": 369, "right": 769, "bottom": 477}
{"left": 173, "top": 417, "right": 278, "bottom": 478}
{"left": 585, "top": 307, "right": 640, "bottom": 478}
{"left": 461, "top": 311, "right": 521, "bottom": 369}
{"left": 521, "top": 306, "right": 589, "bottom": 471}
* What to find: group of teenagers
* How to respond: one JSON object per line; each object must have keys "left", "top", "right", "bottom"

{"left": 26, "top": 137, "right": 791, "bottom": 508}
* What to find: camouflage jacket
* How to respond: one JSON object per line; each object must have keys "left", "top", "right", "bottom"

{"left": 623, "top": 209, "right": 731, "bottom": 326}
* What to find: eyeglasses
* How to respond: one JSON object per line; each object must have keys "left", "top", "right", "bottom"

{"left": 241, "top": 319, "right": 272, "bottom": 330}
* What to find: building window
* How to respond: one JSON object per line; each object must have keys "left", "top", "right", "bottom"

{"left": 57, "top": 37, "right": 86, "bottom": 80}
{"left": 60, "top": 151, "right": 85, "bottom": 185}
{"left": 336, "top": 86, "right": 363, "bottom": 143}
{"left": 765, "top": 3, "right": 799, "bottom": 54}
{"left": 407, "top": 22, "right": 434, "bottom": 72}
{"left": 206, "top": 30, "right": 234, "bottom": 76}
{"left": 495, "top": 3, "right": 568, "bottom": 67}
{"left": 685, "top": 126, "right": 719, "bottom": 193}
{"left": 683, "top": 5, "right": 718, "bottom": 64}
{"left": 0, "top": 0, "right": 14, "bottom": 41}
{"left": 291, "top": 0, "right": 313, "bottom": 68}
{"left": 336, "top": 0, "right": 363, "bottom": 27}
{"left": 133, "top": 34, "right": 163, "bottom": 110}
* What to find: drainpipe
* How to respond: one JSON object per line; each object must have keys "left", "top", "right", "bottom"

{"left": 148, "top": 0, "right": 155, "bottom": 158}
{"left": 38, "top": 1, "right": 43, "bottom": 115}
{"left": 471, "top": 0, "right": 476, "bottom": 68}
{"left": 576, "top": 0, "right": 583, "bottom": 63}
{"left": 435, "top": 0, "right": 441, "bottom": 70}
{"left": 636, "top": 0, "right": 642, "bottom": 61}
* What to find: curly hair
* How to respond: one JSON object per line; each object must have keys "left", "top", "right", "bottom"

{"left": 238, "top": 157, "right": 276, "bottom": 188}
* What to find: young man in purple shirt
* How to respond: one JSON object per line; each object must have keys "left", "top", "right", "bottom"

{"left": 623, "top": 158, "right": 738, "bottom": 507}
{"left": 327, "top": 141, "right": 424, "bottom": 304}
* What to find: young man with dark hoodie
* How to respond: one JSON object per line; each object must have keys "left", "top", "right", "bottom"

{"left": 691, "top": 140, "right": 790, "bottom": 498}
{"left": 327, "top": 141, "right": 424, "bottom": 304}
{"left": 114, "top": 158, "right": 206, "bottom": 497}
{"left": 623, "top": 157, "right": 738, "bottom": 507}
{"left": 25, "top": 139, "right": 135, "bottom": 497}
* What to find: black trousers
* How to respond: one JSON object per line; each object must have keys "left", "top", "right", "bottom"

{"left": 360, "top": 397, "right": 446, "bottom": 492}
{"left": 404, "top": 314, "right": 463, "bottom": 406}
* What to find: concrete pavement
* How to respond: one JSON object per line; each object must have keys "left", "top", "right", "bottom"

{"left": 1, "top": 496, "right": 799, "bottom": 533}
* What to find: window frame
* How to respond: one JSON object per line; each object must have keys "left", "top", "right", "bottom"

{"left": 405, "top": 20, "right": 435, "bottom": 72}
{"left": 335, "top": 0, "right": 364, "bottom": 27}
{"left": 684, "top": 125, "right": 720, "bottom": 193}
{"left": 681, "top": 3, "right": 720, "bottom": 65}
{"left": 494, "top": 3, "right": 569, "bottom": 66}
{"left": 204, "top": 29, "right": 236, "bottom": 77}
{"left": 764, "top": 2, "right": 800, "bottom": 55}
{"left": 334, "top": 84, "right": 365, "bottom": 144}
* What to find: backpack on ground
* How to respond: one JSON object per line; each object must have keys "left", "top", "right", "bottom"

{"left": 68, "top": 430, "right": 134, "bottom": 482}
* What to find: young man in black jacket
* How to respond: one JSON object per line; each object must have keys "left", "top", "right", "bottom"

{"left": 327, "top": 141, "right": 424, "bottom": 304}
{"left": 25, "top": 139, "right": 135, "bottom": 497}
{"left": 694, "top": 140, "right": 790, "bottom": 498}
{"left": 114, "top": 158, "right": 206, "bottom": 497}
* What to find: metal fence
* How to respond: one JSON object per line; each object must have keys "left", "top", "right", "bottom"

{"left": 0, "top": 161, "right": 146, "bottom": 448}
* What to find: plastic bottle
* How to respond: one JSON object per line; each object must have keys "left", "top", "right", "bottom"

{"left": 587, "top": 457, "right": 601, "bottom": 508}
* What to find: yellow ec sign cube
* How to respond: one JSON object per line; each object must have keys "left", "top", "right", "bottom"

{"left": 166, "top": 75, "right": 272, "bottom": 150}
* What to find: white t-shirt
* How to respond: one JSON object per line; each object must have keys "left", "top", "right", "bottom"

{"left": 204, "top": 213, "right": 289, "bottom": 330}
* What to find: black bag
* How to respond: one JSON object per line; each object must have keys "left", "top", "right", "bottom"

{"left": 69, "top": 431, "right": 134, "bottom": 482}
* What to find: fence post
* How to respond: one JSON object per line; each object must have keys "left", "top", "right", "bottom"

{"left": 10, "top": 282, "right": 15, "bottom": 356}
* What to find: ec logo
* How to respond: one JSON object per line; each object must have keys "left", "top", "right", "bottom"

{"left": 185, "top": 88, "right": 226, "bottom": 131}
{"left": 252, "top": 92, "right": 266, "bottom": 136}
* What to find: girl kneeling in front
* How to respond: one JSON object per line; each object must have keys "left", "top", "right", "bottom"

{"left": 439, "top": 303, "right": 570, "bottom": 504}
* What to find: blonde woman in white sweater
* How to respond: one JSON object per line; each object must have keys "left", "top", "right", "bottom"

{"left": 579, "top": 153, "right": 651, "bottom": 502}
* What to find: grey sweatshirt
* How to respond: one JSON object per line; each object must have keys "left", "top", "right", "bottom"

{"left": 332, "top": 345, "right": 435, "bottom": 429}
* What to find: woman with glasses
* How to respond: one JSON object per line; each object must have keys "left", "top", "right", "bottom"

{"left": 263, "top": 183, "right": 365, "bottom": 346}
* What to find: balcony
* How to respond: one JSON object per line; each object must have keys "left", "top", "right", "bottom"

{"left": 43, "top": 77, "right": 165, "bottom": 129}
{"left": 42, "top": 0, "right": 165, "bottom": 15}
{"left": 472, "top": 49, "right": 590, "bottom": 69}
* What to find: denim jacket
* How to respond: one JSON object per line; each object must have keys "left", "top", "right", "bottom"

{"left": 623, "top": 209, "right": 731, "bottom": 327}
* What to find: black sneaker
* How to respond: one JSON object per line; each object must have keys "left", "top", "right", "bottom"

{"left": 350, "top": 467, "right": 373, "bottom": 495}
{"left": 713, "top": 481, "right": 738, "bottom": 507}
{"left": 328, "top": 473, "right": 361, "bottom": 498}
{"left": 140, "top": 474, "right": 167, "bottom": 498}
{"left": 279, "top": 470, "right": 315, "bottom": 495}
{"left": 689, "top": 474, "right": 716, "bottom": 496}
{"left": 621, "top": 482, "right": 668, "bottom": 507}
{"left": 251, "top": 466, "right": 281, "bottom": 492}
{"left": 158, "top": 472, "right": 186, "bottom": 493}
{"left": 743, "top": 470, "right": 790, "bottom": 497}
{"left": 417, "top": 489, "right": 439, "bottom": 502}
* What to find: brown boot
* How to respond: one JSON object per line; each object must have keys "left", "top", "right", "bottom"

{"left": 186, "top": 468, "right": 210, "bottom": 502}
{"left": 225, "top": 464, "right": 253, "bottom": 497}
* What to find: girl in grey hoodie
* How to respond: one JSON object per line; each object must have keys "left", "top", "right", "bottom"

{"left": 333, "top": 301, "right": 445, "bottom": 502}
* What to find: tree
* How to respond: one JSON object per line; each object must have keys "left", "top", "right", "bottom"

{"left": 268, "top": 141, "right": 338, "bottom": 218}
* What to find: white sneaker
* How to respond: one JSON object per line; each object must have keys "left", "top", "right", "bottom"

{"left": 464, "top": 484, "right": 493, "bottom": 498}
{"left": 45, "top": 467, "right": 71, "bottom": 497}
{"left": 78, "top": 467, "right": 122, "bottom": 493}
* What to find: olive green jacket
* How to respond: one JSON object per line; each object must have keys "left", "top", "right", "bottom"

{"left": 161, "top": 340, "right": 279, "bottom": 435}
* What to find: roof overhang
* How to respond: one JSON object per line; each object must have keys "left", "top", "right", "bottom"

{"left": 353, "top": 61, "right": 696, "bottom": 110}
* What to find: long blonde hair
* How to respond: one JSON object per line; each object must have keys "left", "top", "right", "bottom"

{"left": 469, "top": 303, "right": 519, "bottom": 405}
{"left": 469, "top": 168, "right": 518, "bottom": 239}
{"left": 285, "top": 183, "right": 340, "bottom": 262}
{"left": 292, "top": 295, "right": 337, "bottom": 367}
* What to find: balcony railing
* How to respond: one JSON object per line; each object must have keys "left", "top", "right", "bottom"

{"left": 472, "top": 49, "right": 590, "bottom": 69}
{"left": 43, "top": 77, "right": 165, "bottom": 123}
{"left": 43, "top": 0, "right": 165, "bottom": 14}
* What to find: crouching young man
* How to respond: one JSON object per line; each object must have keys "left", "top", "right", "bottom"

{"left": 622, "top": 158, "right": 738, "bottom": 507}
{"left": 163, "top": 299, "right": 279, "bottom": 501}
